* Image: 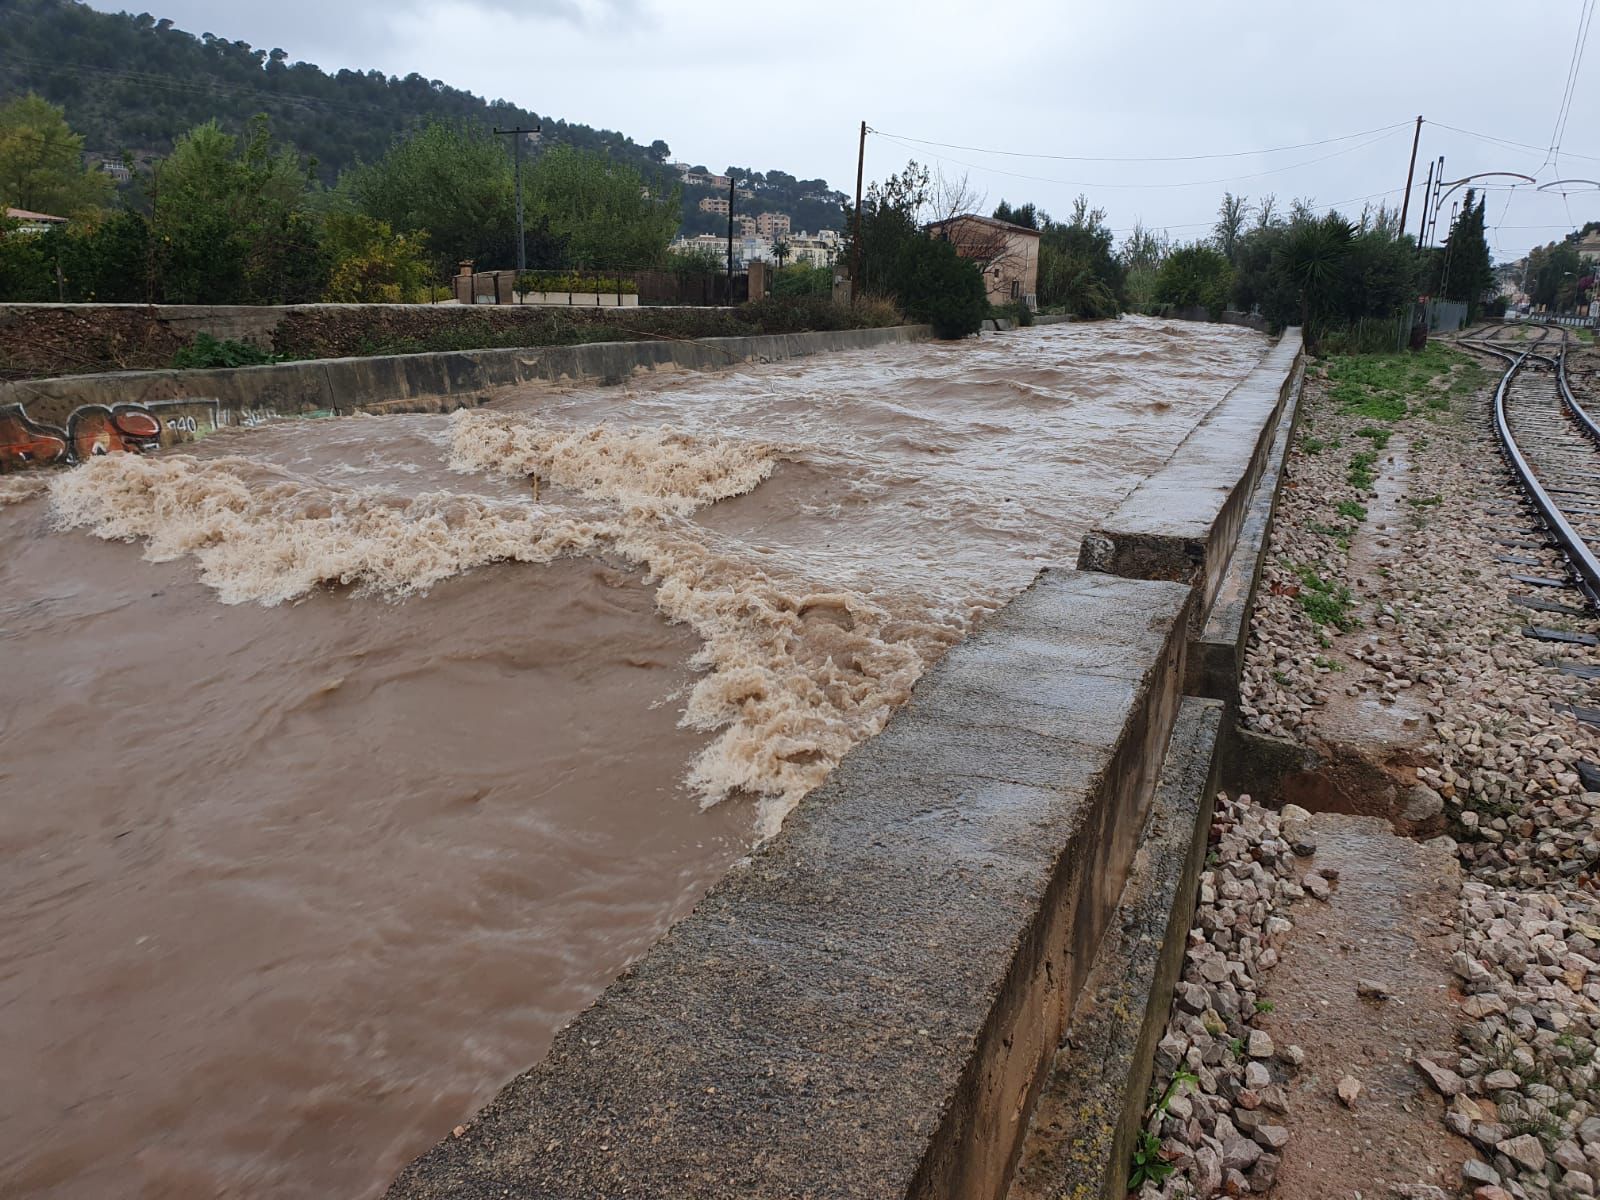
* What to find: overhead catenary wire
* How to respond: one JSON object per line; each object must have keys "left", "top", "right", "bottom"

{"left": 867, "top": 120, "right": 1412, "bottom": 165}
{"left": 1546, "top": 0, "right": 1597, "bottom": 174}
{"left": 870, "top": 126, "right": 1408, "bottom": 193}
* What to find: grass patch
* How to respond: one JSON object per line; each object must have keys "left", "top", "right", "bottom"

{"left": 1348, "top": 450, "right": 1378, "bottom": 490}
{"left": 1300, "top": 436, "right": 1326, "bottom": 455}
{"left": 1355, "top": 424, "right": 1392, "bottom": 450}
{"left": 1407, "top": 494, "right": 1442, "bottom": 508}
{"left": 1335, "top": 499, "right": 1367, "bottom": 521}
{"left": 1295, "top": 565, "right": 1359, "bottom": 631}
{"left": 1322, "top": 342, "right": 1486, "bottom": 425}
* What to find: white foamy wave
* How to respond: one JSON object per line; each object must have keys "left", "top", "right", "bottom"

{"left": 45, "top": 449, "right": 956, "bottom": 835}
{"left": 0, "top": 476, "right": 48, "bottom": 506}
{"left": 48, "top": 453, "right": 609, "bottom": 606}
{"left": 447, "top": 410, "right": 778, "bottom": 516}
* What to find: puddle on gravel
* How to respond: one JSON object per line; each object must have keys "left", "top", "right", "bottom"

{"left": 1259, "top": 812, "right": 1470, "bottom": 1199}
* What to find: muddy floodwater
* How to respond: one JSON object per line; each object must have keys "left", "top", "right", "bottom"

{"left": 0, "top": 316, "right": 1265, "bottom": 1198}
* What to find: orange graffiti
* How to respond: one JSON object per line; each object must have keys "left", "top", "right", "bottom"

{"left": 0, "top": 400, "right": 218, "bottom": 473}
{"left": 68, "top": 406, "right": 164, "bottom": 460}
{"left": 0, "top": 406, "right": 69, "bottom": 470}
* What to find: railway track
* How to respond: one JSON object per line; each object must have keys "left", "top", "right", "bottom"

{"left": 1459, "top": 322, "right": 1600, "bottom": 610}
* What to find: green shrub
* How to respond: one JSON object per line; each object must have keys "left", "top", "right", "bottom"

{"left": 515, "top": 270, "right": 638, "bottom": 295}
{"left": 172, "top": 334, "right": 278, "bottom": 370}
{"left": 771, "top": 263, "right": 832, "bottom": 298}
{"left": 1155, "top": 243, "right": 1234, "bottom": 320}
{"left": 323, "top": 213, "right": 433, "bottom": 303}
{"left": 892, "top": 236, "right": 987, "bottom": 339}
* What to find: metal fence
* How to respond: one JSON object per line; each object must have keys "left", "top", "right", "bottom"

{"left": 1425, "top": 299, "right": 1469, "bottom": 333}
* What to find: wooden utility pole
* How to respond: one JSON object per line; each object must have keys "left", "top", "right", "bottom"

{"left": 850, "top": 120, "right": 866, "bottom": 306}
{"left": 494, "top": 124, "right": 541, "bottom": 273}
{"left": 1397, "top": 115, "right": 1423, "bottom": 239}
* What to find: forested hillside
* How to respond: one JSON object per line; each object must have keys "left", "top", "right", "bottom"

{"left": 0, "top": 0, "right": 844, "bottom": 229}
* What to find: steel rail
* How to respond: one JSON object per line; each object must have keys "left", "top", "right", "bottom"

{"left": 1470, "top": 331, "right": 1600, "bottom": 606}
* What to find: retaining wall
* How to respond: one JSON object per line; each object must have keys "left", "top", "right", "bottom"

{"left": 0, "top": 300, "right": 721, "bottom": 352}
{"left": 373, "top": 319, "right": 1302, "bottom": 1200}
{"left": 0, "top": 324, "right": 931, "bottom": 471}
{"left": 387, "top": 571, "right": 1195, "bottom": 1200}
{"left": 1077, "top": 330, "right": 1305, "bottom": 628}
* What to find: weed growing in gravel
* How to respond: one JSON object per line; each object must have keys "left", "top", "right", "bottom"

{"left": 1408, "top": 494, "right": 1442, "bottom": 508}
{"left": 1294, "top": 565, "right": 1359, "bottom": 631}
{"left": 1348, "top": 451, "right": 1378, "bottom": 490}
{"left": 1335, "top": 500, "right": 1367, "bottom": 521}
{"left": 1129, "top": 1131, "right": 1173, "bottom": 1188}
{"left": 1332, "top": 380, "right": 1407, "bottom": 421}
{"left": 1355, "top": 424, "right": 1393, "bottom": 448}
{"left": 1301, "top": 436, "right": 1326, "bottom": 454}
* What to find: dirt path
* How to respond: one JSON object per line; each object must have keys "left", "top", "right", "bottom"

{"left": 1261, "top": 812, "right": 1471, "bottom": 1198}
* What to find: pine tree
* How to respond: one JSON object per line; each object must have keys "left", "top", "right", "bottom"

{"left": 1442, "top": 190, "right": 1494, "bottom": 318}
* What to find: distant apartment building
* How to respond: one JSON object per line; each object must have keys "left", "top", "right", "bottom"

{"left": 670, "top": 232, "right": 774, "bottom": 268}
{"left": 785, "top": 230, "right": 841, "bottom": 267}
{"left": 756, "top": 211, "right": 791, "bottom": 239}
{"left": 924, "top": 213, "right": 1041, "bottom": 307}
{"left": 1579, "top": 230, "right": 1600, "bottom": 265}
{"left": 698, "top": 195, "right": 730, "bottom": 216}
{"left": 736, "top": 214, "right": 757, "bottom": 237}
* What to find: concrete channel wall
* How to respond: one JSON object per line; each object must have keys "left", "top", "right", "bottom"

{"left": 386, "top": 330, "right": 1310, "bottom": 1200}
{"left": 0, "top": 300, "right": 697, "bottom": 352}
{"left": 1078, "top": 330, "right": 1305, "bottom": 629}
{"left": 0, "top": 324, "right": 931, "bottom": 471}
{"left": 388, "top": 572, "right": 1196, "bottom": 1200}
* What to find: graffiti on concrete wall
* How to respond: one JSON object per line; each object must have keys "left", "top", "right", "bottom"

{"left": 0, "top": 399, "right": 228, "bottom": 471}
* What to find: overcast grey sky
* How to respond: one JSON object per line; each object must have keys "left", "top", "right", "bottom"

{"left": 87, "top": 0, "right": 1600, "bottom": 260}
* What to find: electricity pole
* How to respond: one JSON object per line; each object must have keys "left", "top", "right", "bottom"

{"left": 851, "top": 120, "right": 866, "bottom": 306}
{"left": 1397, "top": 115, "right": 1423, "bottom": 239}
{"left": 1415, "top": 158, "right": 1433, "bottom": 247}
{"left": 494, "top": 124, "right": 541, "bottom": 273}
{"left": 1424, "top": 156, "right": 1445, "bottom": 247}
{"left": 727, "top": 172, "right": 736, "bottom": 288}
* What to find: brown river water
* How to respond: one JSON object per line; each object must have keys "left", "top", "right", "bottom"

{"left": 0, "top": 316, "right": 1264, "bottom": 1198}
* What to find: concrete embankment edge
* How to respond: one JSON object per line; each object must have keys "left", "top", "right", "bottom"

{"left": 1077, "top": 330, "right": 1305, "bottom": 629}
{"left": 1010, "top": 697, "right": 1224, "bottom": 1200}
{"left": 1185, "top": 367, "right": 1305, "bottom": 710}
{"left": 0, "top": 324, "right": 933, "bottom": 436}
{"left": 386, "top": 571, "right": 1194, "bottom": 1200}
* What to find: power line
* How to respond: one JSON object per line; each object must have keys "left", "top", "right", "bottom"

{"left": 1427, "top": 120, "right": 1600, "bottom": 166}
{"left": 871, "top": 127, "right": 1407, "bottom": 192}
{"left": 1546, "top": 0, "right": 1597, "bottom": 173}
{"left": 868, "top": 120, "right": 1411, "bottom": 165}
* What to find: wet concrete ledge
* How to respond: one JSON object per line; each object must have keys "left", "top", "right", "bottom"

{"left": 1011, "top": 696, "right": 1224, "bottom": 1200}
{"left": 1184, "top": 361, "right": 1305, "bottom": 710}
{"left": 0, "top": 324, "right": 933, "bottom": 433}
{"left": 387, "top": 570, "right": 1194, "bottom": 1200}
{"left": 1077, "top": 330, "right": 1304, "bottom": 630}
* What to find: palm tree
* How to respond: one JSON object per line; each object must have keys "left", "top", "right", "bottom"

{"left": 1273, "top": 214, "right": 1353, "bottom": 345}
{"left": 773, "top": 239, "right": 791, "bottom": 268}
